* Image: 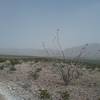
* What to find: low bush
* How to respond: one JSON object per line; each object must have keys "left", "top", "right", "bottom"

{"left": 0, "top": 58, "right": 6, "bottom": 63}
{"left": 53, "top": 63, "right": 80, "bottom": 85}
{"left": 9, "top": 66, "right": 16, "bottom": 71}
{"left": 29, "top": 67, "right": 42, "bottom": 80}
{"left": 0, "top": 65, "right": 5, "bottom": 70}
{"left": 10, "top": 59, "right": 20, "bottom": 66}
{"left": 60, "top": 91, "right": 70, "bottom": 100}
{"left": 39, "top": 89, "right": 51, "bottom": 100}
{"left": 30, "top": 71, "right": 39, "bottom": 80}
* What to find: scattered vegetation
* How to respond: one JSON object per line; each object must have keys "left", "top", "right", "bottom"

{"left": 0, "top": 58, "right": 6, "bottom": 63}
{"left": 42, "top": 30, "right": 88, "bottom": 86}
{"left": 10, "top": 59, "right": 21, "bottom": 65}
{"left": 0, "top": 65, "right": 5, "bottom": 70}
{"left": 30, "top": 71, "right": 39, "bottom": 80}
{"left": 34, "top": 60, "right": 39, "bottom": 63}
{"left": 0, "top": 55, "right": 100, "bottom": 99}
{"left": 29, "top": 68, "right": 42, "bottom": 80}
{"left": 36, "top": 68, "right": 42, "bottom": 72}
{"left": 53, "top": 62, "right": 80, "bottom": 85}
{"left": 59, "top": 91, "right": 70, "bottom": 100}
{"left": 9, "top": 66, "right": 16, "bottom": 71}
{"left": 39, "top": 89, "right": 51, "bottom": 100}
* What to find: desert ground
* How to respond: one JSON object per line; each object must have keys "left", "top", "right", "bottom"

{"left": 0, "top": 57, "right": 100, "bottom": 100}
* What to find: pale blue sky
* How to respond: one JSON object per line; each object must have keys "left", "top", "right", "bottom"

{"left": 0, "top": 0, "right": 100, "bottom": 49}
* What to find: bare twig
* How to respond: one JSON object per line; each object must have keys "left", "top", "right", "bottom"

{"left": 42, "top": 42, "right": 50, "bottom": 57}
{"left": 56, "top": 28, "right": 65, "bottom": 61}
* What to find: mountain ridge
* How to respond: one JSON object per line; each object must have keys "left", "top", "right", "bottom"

{"left": 0, "top": 43, "right": 100, "bottom": 59}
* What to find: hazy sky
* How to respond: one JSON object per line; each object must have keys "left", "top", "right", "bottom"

{"left": 0, "top": 0, "right": 100, "bottom": 49}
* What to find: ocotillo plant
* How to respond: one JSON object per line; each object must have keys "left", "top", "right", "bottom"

{"left": 52, "top": 29, "right": 88, "bottom": 85}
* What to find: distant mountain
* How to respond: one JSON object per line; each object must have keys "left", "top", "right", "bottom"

{"left": 0, "top": 48, "right": 45, "bottom": 56}
{"left": 64, "top": 43, "right": 100, "bottom": 60}
{"left": 0, "top": 43, "right": 100, "bottom": 59}
{"left": 0, "top": 48, "right": 60, "bottom": 57}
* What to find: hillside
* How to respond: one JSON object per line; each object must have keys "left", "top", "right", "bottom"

{"left": 64, "top": 43, "right": 100, "bottom": 60}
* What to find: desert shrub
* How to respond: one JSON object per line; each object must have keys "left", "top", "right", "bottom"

{"left": 34, "top": 60, "right": 39, "bottom": 63}
{"left": 9, "top": 66, "right": 16, "bottom": 71}
{"left": 10, "top": 59, "right": 20, "bottom": 65}
{"left": 35, "top": 68, "right": 42, "bottom": 73}
{"left": 43, "top": 30, "right": 88, "bottom": 85}
{"left": 30, "top": 71, "right": 39, "bottom": 80}
{"left": 0, "top": 58, "right": 6, "bottom": 63}
{"left": 21, "top": 82, "right": 32, "bottom": 90}
{"left": 39, "top": 89, "right": 51, "bottom": 100}
{"left": 53, "top": 63, "right": 80, "bottom": 85}
{"left": 85, "top": 65, "right": 96, "bottom": 70}
{"left": 22, "top": 58, "right": 32, "bottom": 62}
{"left": 29, "top": 68, "right": 42, "bottom": 80}
{"left": 60, "top": 91, "right": 70, "bottom": 100}
{"left": 0, "top": 63, "right": 8, "bottom": 70}
{"left": 0, "top": 65, "right": 5, "bottom": 70}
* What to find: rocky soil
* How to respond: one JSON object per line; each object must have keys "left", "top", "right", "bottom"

{"left": 0, "top": 61, "right": 100, "bottom": 100}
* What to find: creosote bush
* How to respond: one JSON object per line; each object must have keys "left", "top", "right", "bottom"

{"left": 30, "top": 71, "right": 39, "bottom": 80}
{"left": 39, "top": 89, "right": 51, "bottom": 100}
{"left": 9, "top": 66, "right": 16, "bottom": 71}
{"left": 0, "top": 58, "right": 6, "bottom": 63}
{"left": 43, "top": 30, "right": 87, "bottom": 86}
{"left": 0, "top": 65, "right": 5, "bottom": 70}
{"left": 53, "top": 62, "right": 80, "bottom": 85}
{"left": 10, "top": 59, "right": 21, "bottom": 66}
{"left": 29, "top": 68, "right": 42, "bottom": 80}
{"left": 60, "top": 91, "right": 70, "bottom": 100}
